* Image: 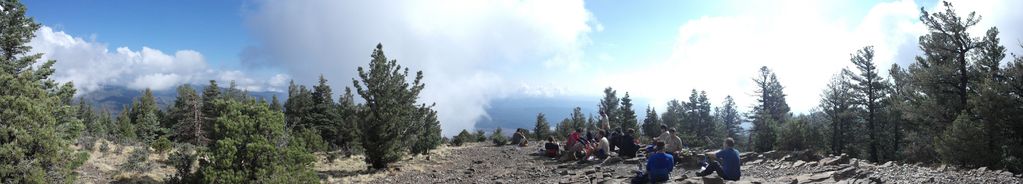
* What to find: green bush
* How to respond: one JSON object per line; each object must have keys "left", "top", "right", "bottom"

{"left": 152, "top": 136, "right": 172, "bottom": 154}
{"left": 120, "top": 148, "right": 153, "bottom": 173}
{"left": 451, "top": 129, "right": 473, "bottom": 146}
{"left": 491, "top": 128, "right": 508, "bottom": 146}
{"left": 476, "top": 130, "right": 487, "bottom": 142}
{"left": 199, "top": 99, "right": 318, "bottom": 183}
{"left": 166, "top": 144, "right": 199, "bottom": 184}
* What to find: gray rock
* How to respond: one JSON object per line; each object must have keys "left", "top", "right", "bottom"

{"left": 833, "top": 167, "right": 858, "bottom": 180}
{"left": 702, "top": 176, "right": 725, "bottom": 184}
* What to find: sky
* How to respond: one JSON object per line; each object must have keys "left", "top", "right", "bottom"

{"left": 20, "top": 0, "right": 1023, "bottom": 136}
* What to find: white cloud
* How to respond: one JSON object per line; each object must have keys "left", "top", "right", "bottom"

{"left": 599, "top": 0, "right": 927, "bottom": 113}
{"left": 28, "top": 26, "right": 289, "bottom": 93}
{"left": 243, "top": 0, "right": 598, "bottom": 135}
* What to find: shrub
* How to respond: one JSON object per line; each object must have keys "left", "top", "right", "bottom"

{"left": 99, "top": 142, "right": 111, "bottom": 153}
{"left": 199, "top": 99, "right": 318, "bottom": 183}
{"left": 120, "top": 148, "right": 152, "bottom": 173}
{"left": 491, "top": 128, "right": 508, "bottom": 146}
{"left": 152, "top": 136, "right": 172, "bottom": 154}
{"left": 476, "top": 130, "right": 487, "bottom": 142}
{"left": 166, "top": 144, "right": 198, "bottom": 184}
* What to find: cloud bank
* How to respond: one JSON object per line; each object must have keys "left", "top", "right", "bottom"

{"left": 28, "top": 26, "right": 289, "bottom": 93}
{"left": 242, "top": 0, "right": 599, "bottom": 136}
{"left": 598, "top": 0, "right": 947, "bottom": 114}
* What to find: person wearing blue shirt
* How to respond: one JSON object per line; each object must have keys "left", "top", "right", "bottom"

{"left": 632, "top": 142, "right": 673, "bottom": 183}
{"left": 696, "top": 138, "right": 742, "bottom": 181}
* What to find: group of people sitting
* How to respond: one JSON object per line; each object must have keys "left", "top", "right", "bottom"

{"left": 538, "top": 116, "right": 742, "bottom": 183}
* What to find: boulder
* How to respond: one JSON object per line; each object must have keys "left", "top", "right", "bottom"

{"left": 822, "top": 154, "right": 850, "bottom": 166}
{"left": 762, "top": 151, "right": 787, "bottom": 160}
{"left": 833, "top": 167, "right": 857, "bottom": 181}
{"left": 793, "top": 160, "right": 806, "bottom": 168}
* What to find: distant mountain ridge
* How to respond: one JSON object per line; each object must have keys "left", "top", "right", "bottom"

{"left": 78, "top": 85, "right": 284, "bottom": 114}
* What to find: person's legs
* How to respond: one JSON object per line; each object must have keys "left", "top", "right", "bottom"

{"left": 696, "top": 160, "right": 724, "bottom": 177}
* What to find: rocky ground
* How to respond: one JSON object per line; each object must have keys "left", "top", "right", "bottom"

{"left": 331, "top": 143, "right": 1023, "bottom": 184}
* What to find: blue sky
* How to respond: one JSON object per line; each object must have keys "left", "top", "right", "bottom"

{"left": 22, "top": 0, "right": 1023, "bottom": 135}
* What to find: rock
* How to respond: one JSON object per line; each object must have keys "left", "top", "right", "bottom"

{"left": 881, "top": 161, "right": 894, "bottom": 167}
{"left": 977, "top": 167, "right": 987, "bottom": 172}
{"left": 868, "top": 176, "right": 883, "bottom": 183}
{"left": 794, "top": 172, "right": 831, "bottom": 183}
{"left": 585, "top": 170, "right": 597, "bottom": 175}
{"left": 701, "top": 176, "right": 725, "bottom": 184}
{"left": 749, "top": 159, "right": 763, "bottom": 164}
{"left": 740, "top": 152, "right": 760, "bottom": 163}
{"left": 473, "top": 160, "right": 484, "bottom": 164}
{"left": 559, "top": 170, "right": 569, "bottom": 175}
{"left": 762, "top": 151, "right": 787, "bottom": 160}
{"left": 793, "top": 160, "right": 806, "bottom": 168}
{"left": 822, "top": 154, "right": 850, "bottom": 166}
{"left": 833, "top": 167, "right": 857, "bottom": 180}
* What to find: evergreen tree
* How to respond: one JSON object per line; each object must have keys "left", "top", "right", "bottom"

{"left": 938, "top": 111, "right": 992, "bottom": 168}
{"left": 844, "top": 46, "right": 889, "bottom": 162}
{"left": 0, "top": 0, "right": 87, "bottom": 181}
{"left": 336, "top": 87, "right": 361, "bottom": 156}
{"left": 202, "top": 80, "right": 221, "bottom": 130}
{"left": 641, "top": 106, "right": 661, "bottom": 138}
{"left": 353, "top": 44, "right": 438, "bottom": 169}
{"left": 199, "top": 99, "right": 318, "bottom": 183}
{"left": 821, "top": 73, "right": 859, "bottom": 156}
{"left": 77, "top": 97, "right": 104, "bottom": 137}
{"left": 619, "top": 92, "right": 639, "bottom": 133}
{"left": 661, "top": 99, "right": 685, "bottom": 133}
{"left": 716, "top": 95, "right": 742, "bottom": 140}
{"left": 270, "top": 95, "right": 282, "bottom": 112}
{"left": 115, "top": 105, "right": 137, "bottom": 141}
{"left": 683, "top": 90, "right": 716, "bottom": 147}
{"left": 750, "top": 66, "right": 789, "bottom": 152}
{"left": 169, "top": 84, "right": 208, "bottom": 146}
{"left": 284, "top": 81, "right": 322, "bottom": 151}
{"left": 598, "top": 87, "right": 620, "bottom": 130}
{"left": 902, "top": 2, "right": 986, "bottom": 163}
{"left": 131, "top": 88, "right": 163, "bottom": 143}
{"left": 555, "top": 118, "right": 572, "bottom": 139}
{"left": 311, "top": 75, "right": 341, "bottom": 151}
{"left": 570, "top": 107, "right": 586, "bottom": 131}
{"left": 533, "top": 113, "right": 551, "bottom": 140}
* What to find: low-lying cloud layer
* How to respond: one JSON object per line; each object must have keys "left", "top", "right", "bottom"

{"left": 29, "top": 26, "right": 289, "bottom": 93}
{"left": 599, "top": 0, "right": 1023, "bottom": 113}
{"left": 242, "top": 0, "right": 599, "bottom": 136}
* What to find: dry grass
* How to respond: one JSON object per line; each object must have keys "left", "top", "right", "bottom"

{"left": 74, "top": 139, "right": 175, "bottom": 184}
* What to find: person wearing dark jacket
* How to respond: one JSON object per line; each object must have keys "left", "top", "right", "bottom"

{"left": 616, "top": 128, "right": 641, "bottom": 158}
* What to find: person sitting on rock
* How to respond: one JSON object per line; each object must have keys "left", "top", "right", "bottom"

{"left": 561, "top": 128, "right": 585, "bottom": 161}
{"left": 616, "top": 128, "right": 642, "bottom": 158}
{"left": 656, "top": 125, "right": 684, "bottom": 163}
{"left": 594, "top": 130, "right": 611, "bottom": 160}
{"left": 632, "top": 142, "right": 674, "bottom": 184}
{"left": 695, "top": 137, "right": 742, "bottom": 181}
{"left": 511, "top": 129, "right": 529, "bottom": 147}
{"left": 545, "top": 136, "right": 560, "bottom": 158}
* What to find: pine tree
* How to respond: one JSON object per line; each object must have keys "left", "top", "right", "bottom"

{"left": 619, "top": 92, "right": 639, "bottom": 133}
{"left": 641, "top": 106, "right": 661, "bottom": 138}
{"left": 938, "top": 111, "right": 992, "bottom": 168}
{"left": 844, "top": 46, "right": 889, "bottom": 162}
{"left": 661, "top": 100, "right": 685, "bottom": 133}
{"left": 311, "top": 75, "right": 341, "bottom": 151}
{"left": 169, "top": 84, "right": 208, "bottom": 146}
{"left": 821, "top": 73, "right": 859, "bottom": 156}
{"left": 599, "top": 87, "right": 620, "bottom": 130}
{"left": 683, "top": 90, "right": 716, "bottom": 147}
{"left": 570, "top": 107, "right": 586, "bottom": 131}
{"left": 131, "top": 88, "right": 163, "bottom": 143}
{"left": 199, "top": 99, "right": 318, "bottom": 183}
{"left": 0, "top": 0, "right": 87, "bottom": 181}
{"left": 716, "top": 95, "right": 742, "bottom": 140}
{"left": 270, "top": 95, "right": 282, "bottom": 112}
{"left": 750, "top": 66, "right": 789, "bottom": 152}
{"left": 336, "top": 87, "right": 361, "bottom": 156}
{"left": 409, "top": 105, "right": 442, "bottom": 155}
{"left": 202, "top": 80, "right": 221, "bottom": 131}
{"left": 533, "top": 113, "right": 551, "bottom": 140}
{"left": 353, "top": 44, "right": 438, "bottom": 169}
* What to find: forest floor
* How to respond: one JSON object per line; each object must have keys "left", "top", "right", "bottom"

{"left": 72, "top": 140, "right": 1023, "bottom": 184}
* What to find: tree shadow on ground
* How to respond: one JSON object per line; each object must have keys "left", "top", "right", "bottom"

{"left": 110, "top": 175, "right": 161, "bottom": 184}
